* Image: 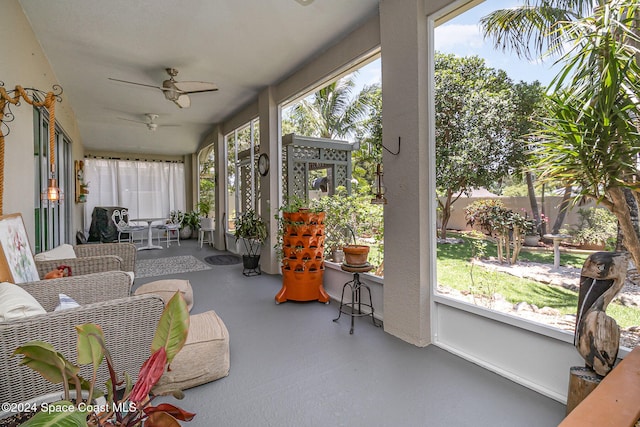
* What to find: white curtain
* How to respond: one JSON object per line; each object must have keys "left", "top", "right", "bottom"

{"left": 83, "top": 158, "right": 185, "bottom": 231}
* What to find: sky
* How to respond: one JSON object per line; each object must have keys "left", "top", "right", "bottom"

{"left": 435, "top": 0, "right": 560, "bottom": 86}
{"left": 353, "top": 0, "right": 562, "bottom": 91}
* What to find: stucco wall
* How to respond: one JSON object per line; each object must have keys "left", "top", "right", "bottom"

{"left": 1, "top": 0, "right": 83, "bottom": 245}
{"left": 441, "top": 196, "right": 598, "bottom": 232}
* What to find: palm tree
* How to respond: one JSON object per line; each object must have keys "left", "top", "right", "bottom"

{"left": 479, "top": 0, "right": 595, "bottom": 61}
{"left": 479, "top": 0, "right": 596, "bottom": 236}
{"left": 288, "top": 76, "right": 375, "bottom": 140}
{"left": 535, "top": 1, "right": 640, "bottom": 266}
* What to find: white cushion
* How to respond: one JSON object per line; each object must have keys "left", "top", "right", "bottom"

{"left": 0, "top": 282, "right": 46, "bottom": 320}
{"left": 125, "top": 271, "right": 135, "bottom": 284}
{"left": 54, "top": 293, "right": 80, "bottom": 311}
{"left": 34, "top": 244, "right": 77, "bottom": 261}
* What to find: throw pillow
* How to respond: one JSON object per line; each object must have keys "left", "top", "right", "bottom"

{"left": 54, "top": 293, "right": 80, "bottom": 311}
{"left": 0, "top": 282, "right": 46, "bottom": 321}
{"left": 34, "top": 244, "right": 77, "bottom": 262}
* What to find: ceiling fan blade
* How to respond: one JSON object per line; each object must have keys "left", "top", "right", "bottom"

{"left": 174, "top": 94, "right": 191, "bottom": 109}
{"left": 117, "top": 117, "right": 147, "bottom": 124}
{"left": 108, "top": 78, "right": 163, "bottom": 90}
{"left": 172, "top": 81, "right": 218, "bottom": 93}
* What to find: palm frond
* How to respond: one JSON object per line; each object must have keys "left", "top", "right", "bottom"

{"left": 479, "top": 0, "right": 593, "bottom": 61}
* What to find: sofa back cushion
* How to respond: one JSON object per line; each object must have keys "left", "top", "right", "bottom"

{"left": 34, "top": 244, "right": 77, "bottom": 261}
{"left": 0, "top": 282, "right": 46, "bottom": 320}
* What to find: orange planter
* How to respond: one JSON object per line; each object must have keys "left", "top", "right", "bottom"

{"left": 276, "top": 267, "right": 329, "bottom": 303}
{"left": 276, "top": 209, "right": 328, "bottom": 303}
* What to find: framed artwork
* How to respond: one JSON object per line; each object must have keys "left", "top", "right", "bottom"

{"left": 0, "top": 213, "right": 39, "bottom": 283}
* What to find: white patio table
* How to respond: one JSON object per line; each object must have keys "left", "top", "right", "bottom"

{"left": 131, "top": 217, "right": 166, "bottom": 250}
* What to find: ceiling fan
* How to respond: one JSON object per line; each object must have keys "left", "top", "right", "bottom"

{"left": 117, "top": 113, "right": 179, "bottom": 131}
{"left": 109, "top": 68, "right": 218, "bottom": 108}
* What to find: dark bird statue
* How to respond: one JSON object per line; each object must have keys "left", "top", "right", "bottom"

{"left": 575, "top": 251, "right": 628, "bottom": 376}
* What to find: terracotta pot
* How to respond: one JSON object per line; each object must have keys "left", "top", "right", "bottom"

{"left": 343, "top": 245, "right": 370, "bottom": 266}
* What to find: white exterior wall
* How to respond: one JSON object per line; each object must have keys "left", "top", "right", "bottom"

{"left": 1, "top": 0, "right": 83, "bottom": 246}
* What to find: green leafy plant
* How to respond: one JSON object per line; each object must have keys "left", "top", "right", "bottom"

{"left": 563, "top": 207, "right": 617, "bottom": 248}
{"left": 273, "top": 196, "right": 315, "bottom": 260}
{"left": 196, "top": 198, "right": 213, "bottom": 218}
{"left": 234, "top": 209, "right": 268, "bottom": 245}
{"left": 310, "top": 186, "right": 384, "bottom": 264}
{"left": 14, "top": 293, "right": 193, "bottom": 427}
{"left": 183, "top": 211, "right": 201, "bottom": 231}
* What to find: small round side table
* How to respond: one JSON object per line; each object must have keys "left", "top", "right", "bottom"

{"left": 333, "top": 263, "right": 381, "bottom": 334}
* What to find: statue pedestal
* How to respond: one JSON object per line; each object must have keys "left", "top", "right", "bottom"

{"left": 566, "top": 366, "right": 601, "bottom": 415}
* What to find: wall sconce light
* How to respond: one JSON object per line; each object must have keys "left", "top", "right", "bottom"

{"left": 42, "top": 165, "right": 63, "bottom": 204}
{"left": 371, "top": 163, "right": 387, "bottom": 205}
{"left": 370, "top": 137, "right": 401, "bottom": 205}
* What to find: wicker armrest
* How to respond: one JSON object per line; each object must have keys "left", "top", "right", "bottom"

{"left": 0, "top": 294, "right": 165, "bottom": 404}
{"left": 19, "top": 271, "right": 132, "bottom": 311}
{"left": 74, "top": 243, "right": 137, "bottom": 272}
{"left": 35, "top": 255, "right": 124, "bottom": 278}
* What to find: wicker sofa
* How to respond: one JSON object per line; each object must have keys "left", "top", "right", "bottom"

{"left": 0, "top": 271, "right": 164, "bottom": 404}
{"left": 34, "top": 242, "right": 137, "bottom": 278}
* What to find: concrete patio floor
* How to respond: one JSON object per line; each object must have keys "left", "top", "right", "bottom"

{"left": 135, "top": 239, "right": 566, "bottom": 427}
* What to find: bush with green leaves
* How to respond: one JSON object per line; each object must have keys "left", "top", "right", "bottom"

{"left": 310, "top": 186, "right": 384, "bottom": 262}
{"left": 563, "top": 207, "right": 617, "bottom": 248}
{"left": 464, "top": 199, "right": 532, "bottom": 264}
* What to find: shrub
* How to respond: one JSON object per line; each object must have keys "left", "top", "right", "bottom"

{"left": 566, "top": 207, "right": 617, "bottom": 247}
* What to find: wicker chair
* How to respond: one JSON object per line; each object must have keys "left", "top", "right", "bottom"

{"left": 0, "top": 271, "right": 164, "bottom": 404}
{"left": 34, "top": 242, "right": 137, "bottom": 278}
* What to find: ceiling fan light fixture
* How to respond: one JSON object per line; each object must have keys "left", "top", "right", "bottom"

{"left": 295, "top": 0, "right": 314, "bottom": 5}
{"left": 175, "top": 94, "right": 191, "bottom": 109}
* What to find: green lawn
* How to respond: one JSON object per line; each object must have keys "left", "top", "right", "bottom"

{"left": 437, "top": 234, "right": 640, "bottom": 329}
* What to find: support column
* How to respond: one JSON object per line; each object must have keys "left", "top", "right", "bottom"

{"left": 258, "top": 86, "right": 281, "bottom": 274}
{"left": 210, "top": 126, "right": 227, "bottom": 250}
{"left": 380, "top": 0, "right": 433, "bottom": 346}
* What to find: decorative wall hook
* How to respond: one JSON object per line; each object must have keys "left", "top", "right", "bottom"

{"left": 381, "top": 136, "right": 401, "bottom": 156}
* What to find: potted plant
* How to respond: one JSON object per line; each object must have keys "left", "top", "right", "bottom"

{"left": 234, "top": 209, "right": 268, "bottom": 276}
{"left": 522, "top": 217, "right": 540, "bottom": 247}
{"left": 181, "top": 210, "right": 200, "bottom": 239}
{"left": 275, "top": 197, "right": 329, "bottom": 303}
{"left": 12, "top": 293, "right": 194, "bottom": 426}
{"left": 197, "top": 198, "right": 214, "bottom": 230}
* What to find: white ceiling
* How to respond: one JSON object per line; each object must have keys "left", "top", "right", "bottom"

{"left": 18, "top": 0, "right": 379, "bottom": 156}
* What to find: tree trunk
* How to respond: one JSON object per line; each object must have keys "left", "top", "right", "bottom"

{"left": 609, "top": 187, "right": 640, "bottom": 268}
{"left": 439, "top": 192, "right": 452, "bottom": 240}
{"left": 540, "top": 183, "right": 548, "bottom": 235}
{"left": 551, "top": 185, "right": 572, "bottom": 234}
{"left": 619, "top": 188, "right": 640, "bottom": 251}
{"left": 525, "top": 171, "right": 541, "bottom": 233}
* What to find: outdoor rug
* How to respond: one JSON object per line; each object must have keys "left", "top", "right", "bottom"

{"left": 204, "top": 254, "right": 242, "bottom": 266}
{"left": 135, "top": 255, "right": 212, "bottom": 278}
